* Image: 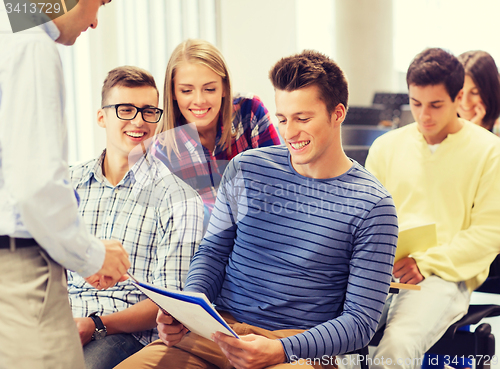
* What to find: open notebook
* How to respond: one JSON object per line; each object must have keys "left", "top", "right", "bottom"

{"left": 128, "top": 274, "right": 238, "bottom": 341}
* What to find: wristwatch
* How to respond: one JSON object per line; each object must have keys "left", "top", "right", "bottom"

{"left": 89, "top": 312, "right": 107, "bottom": 341}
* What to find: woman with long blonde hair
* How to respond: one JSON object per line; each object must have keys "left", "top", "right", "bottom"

{"left": 152, "top": 39, "right": 280, "bottom": 215}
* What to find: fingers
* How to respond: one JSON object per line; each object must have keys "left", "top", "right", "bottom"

{"left": 392, "top": 257, "right": 411, "bottom": 277}
{"left": 213, "top": 333, "right": 241, "bottom": 368}
{"left": 156, "top": 310, "right": 187, "bottom": 346}
{"left": 159, "top": 327, "right": 188, "bottom": 347}
{"left": 393, "top": 257, "right": 423, "bottom": 284}
{"left": 156, "top": 309, "right": 174, "bottom": 324}
{"left": 84, "top": 274, "right": 100, "bottom": 288}
{"left": 97, "top": 239, "right": 131, "bottom": 287}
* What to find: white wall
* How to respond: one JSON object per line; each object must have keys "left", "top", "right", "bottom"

{"left": 218, "top": 0, "right": 298, "bottom": 125}
{"left": 334, "top": 0, "right": 397, "bottom": 105}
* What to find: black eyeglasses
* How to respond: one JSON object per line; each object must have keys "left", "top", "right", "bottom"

{"left": 102, "top": 104, "right": 163, "bottom": 123}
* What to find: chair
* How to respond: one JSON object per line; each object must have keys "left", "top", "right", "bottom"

{"left": 372, "top": 92, "right": 409, "bottom": 124}
{"left": 398, "top": 104, "right": 414, "bottom": 127}
{"left": 423, "top": 256, "right": 500, "bottom": 369}
{"left": 342, "top": 126, "right": 391, "bottom": 166}
{"left": 368, "top": 258, "right": 500, "bottom": 369}
{"left": 343, "top": 105, "right": 386, "bottom": 126}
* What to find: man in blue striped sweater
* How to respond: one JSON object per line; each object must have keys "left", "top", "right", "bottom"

{"left": 117, "top": 50, "right": 399, "bottom": 369}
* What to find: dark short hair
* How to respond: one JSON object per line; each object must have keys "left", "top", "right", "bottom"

{"left": 101, "top": 66, "right": 158, "bottom": 106}
{"left": 269, "top": 50, "right": 348, "bottom": 114}
{"left": 458, "top": 50, "right": 500, "bottom": 131}
{"left": 406, "top": 48, "right": 464, "bottom": 101}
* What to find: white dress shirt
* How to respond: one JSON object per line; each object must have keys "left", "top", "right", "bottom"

{"left": 0, "top": 15, "right": 104, "bottom": 277}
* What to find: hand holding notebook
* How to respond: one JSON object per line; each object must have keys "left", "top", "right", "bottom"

{"left": 127, "top": 273, "right": 238, "bottom": 341}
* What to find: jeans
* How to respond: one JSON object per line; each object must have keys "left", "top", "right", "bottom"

{"left": 84, "top": 333, "right": 145, "bottom": 369}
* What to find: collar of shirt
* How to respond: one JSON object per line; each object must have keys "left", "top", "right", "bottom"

{"left": 75, "top": 149, "right": 160, "bottom": 188}
{"left": 41, "top": 19, "right": 60, "bottom": 41}
{"left": 177, "top": 115, "right": 225, "bottom": 157}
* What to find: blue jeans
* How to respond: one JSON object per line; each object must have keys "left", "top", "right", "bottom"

{"left": 84, "top": 333, "right": 145, "bottom": 369}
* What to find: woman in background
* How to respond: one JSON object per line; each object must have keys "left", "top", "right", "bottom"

{"left": 152, "top": 39, "right": 281, "bottom": 221}
{"left": 457, "top": 50, "right": 500, "bottom": 136}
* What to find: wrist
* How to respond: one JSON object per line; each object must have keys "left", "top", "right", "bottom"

{"left": 88, "top": 312, "right": 107, "bottom": 341}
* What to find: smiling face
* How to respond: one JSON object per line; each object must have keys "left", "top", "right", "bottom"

{"left": 53, "top": 0, "right": 111, "bottom": 46}
{"left": 98, "top": 86, "right": 159, "bottom": 161}
{"left": 173, "top": 62, "right": 225, "bottom": 135}
{"left": 409, "top": 83, "right": 463, "bottom": 144}
{"left": 276, "top": 85, "right": 346, "bottom": 179}
{"left": 457, "top": 74, "right": 483, "bottom": 122}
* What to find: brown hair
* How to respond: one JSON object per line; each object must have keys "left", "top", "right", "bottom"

{"left": 101, "top": 66, "right": 158, "bottom": 107}
{"left": 157, "top": 39, "right": 233, "bottom": 159}
{"left": 269, "top": 50, "right": 348, "bottom": 114}
{"left": 406, "top": 48, "right": 464, "bottom": 101}
{"left": 458, "top": 50, "right": 500, "bottom": 131}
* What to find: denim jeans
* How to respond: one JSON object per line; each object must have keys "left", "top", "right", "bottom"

{"left": 84, "top": 333, "right": 145, "bottom": 369}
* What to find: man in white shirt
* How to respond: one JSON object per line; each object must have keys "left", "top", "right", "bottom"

{"left": 0, "top": 2, "right": 131, "bottom": 368}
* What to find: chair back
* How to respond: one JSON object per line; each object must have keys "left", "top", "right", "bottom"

{"left": 342, "top": 125, "right": 391, "bottom": 166}
{"left": 343, "top": 105, "right": 385, "bottom": 126}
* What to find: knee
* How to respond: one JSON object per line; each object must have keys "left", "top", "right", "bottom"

{"left": 372, "top": 329, "right": 422, "bottom": 364}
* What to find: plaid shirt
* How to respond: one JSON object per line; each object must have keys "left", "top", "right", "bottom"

{"left": 151, "top": 93, "right": 281, "bottom": 212}
{"left": 67, "top": 150, "right": 203, "bottom": 345}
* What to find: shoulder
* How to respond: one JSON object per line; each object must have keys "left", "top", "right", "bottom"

{"left": 237, "top": 144, "right": 288, "bottom": 163}
{"left": 0, "top": 24, "right": 60, "bottom": 83}
{"left": 226, "top": 145, "right": 288, "bottom": 174}
{"left": 372, "top": 123, "right": 416, "bottom": 146}
{"left": 368, "top": 124, "right": 418, "bottom": 161}
{"left": 463, "top": 120, "right": 500, "bottom": 147}
{"left": 69, "top": 157, "right": 99, "bottom": 185}
{"left": 1, "top": 23, "right": 57, "bottom": 57}
{"left": 343, "top": 162, "right": 395, "bottom": 203}
{"left": 232, "top": 92, "right": 264, "bottom": 108}
{"left": 232, "top": 93, "right": 270, "bottom": 122}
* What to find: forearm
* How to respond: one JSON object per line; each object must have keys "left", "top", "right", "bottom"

{"left": 100, "top": 299, "right": 158, "bottom": 335}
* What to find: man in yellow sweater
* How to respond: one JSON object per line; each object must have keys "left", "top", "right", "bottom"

{"left": 365, "top": 48, "right": 500, "bottom": 369}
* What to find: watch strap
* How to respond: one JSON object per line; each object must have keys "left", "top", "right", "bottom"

{"left": 88, "top": 312, "right": 106, "bottom": 340}
{"left": 89, "top": 312, "right": 105, "bottom": 330}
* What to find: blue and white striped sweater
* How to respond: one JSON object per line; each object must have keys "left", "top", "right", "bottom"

{"left": 185, "top": 145, "right": 398, "bottom": 360}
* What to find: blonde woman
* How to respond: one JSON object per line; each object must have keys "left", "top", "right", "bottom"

{"left": 152, "top": 39, "right": 280, "bottom": 215}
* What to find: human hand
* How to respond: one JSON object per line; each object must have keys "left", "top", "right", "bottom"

{"left": 213, "top": 332, "right": 286, "bottom": 369}
{"left": 74, "top": 317, "right": 95, "bottom": 346}
{"left": 470, "top": 102, "right": 487, "bottom": 126}
{"left": 393, "top": 257, "right": 424, "bottom": 284}
{"left": 157, "top": 309, "right": 188, "bottom": 346}
{"left": 86, "top": 240, "right": 130, "bottom": 289}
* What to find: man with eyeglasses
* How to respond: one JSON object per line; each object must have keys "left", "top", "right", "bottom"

{"left": 66, "top": 66, "right": 204, "bottom": 369}
{"left": 0, "top": 2, "right": 131, "bottom": 369}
